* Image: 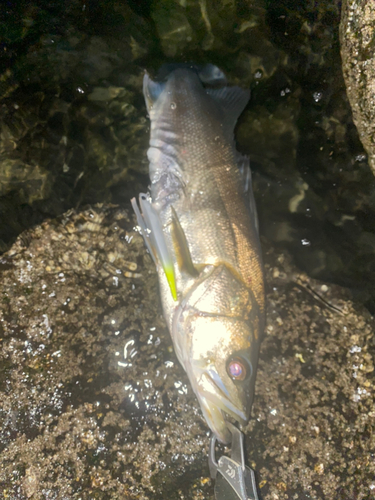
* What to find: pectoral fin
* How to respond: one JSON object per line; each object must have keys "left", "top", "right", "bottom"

{"left": 131, "top": 194, "right": 177, "bottom": 301}
{"left": 170, "top": 206, "right": 199, "bottom": 277}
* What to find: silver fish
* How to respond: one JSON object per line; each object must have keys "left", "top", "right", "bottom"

{"left": 132, "top": 65, "right": 265, "bottom": 444}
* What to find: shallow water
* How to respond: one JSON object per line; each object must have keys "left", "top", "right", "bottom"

{"left": 1, "top": 0, "right": 374, "bottom": 311}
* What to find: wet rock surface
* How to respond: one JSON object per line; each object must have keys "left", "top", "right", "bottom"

{"left": 1, "top": 0, "right": 375, "bottom": 310}
{"left": 340, "top": 0, "right": 375, "bottom": 176}
{"left": 0, "top": 206, "right": 210, "bottom": 499}
{"left": 0, "top": 206, "right": 374, "bottom": 499}
{"left": 252, "top": 248, "right": 375, "bottom": 500}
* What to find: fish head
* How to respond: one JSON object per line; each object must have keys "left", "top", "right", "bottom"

{"left": 188, "top": 315, "right": 259, "bottom": 444}
{"left": 172, "top": 265, "right": 263, "bottom": 444}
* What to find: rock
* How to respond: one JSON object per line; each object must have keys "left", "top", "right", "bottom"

{"left": 0, "top": 205, "right": 374, "bottom": 499}
{"left": 340, "top": 0, "right": 375, "bottom": 176}
{"left": 252, "top": 245, "right": 375, "bottom": 500}
{"left": 0, "top": 206, "right": 211, "bottom": 499}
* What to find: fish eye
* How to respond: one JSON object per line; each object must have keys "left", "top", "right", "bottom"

{"left": 170, "top": 102, "right": 176, "bottom": 110}
{"left": 226, "top": 356, "right": 252, "bottom": 382}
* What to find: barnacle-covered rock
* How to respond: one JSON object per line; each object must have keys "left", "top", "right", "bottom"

{"left": 340, "top": 0, "right": 375, "bottom": 176}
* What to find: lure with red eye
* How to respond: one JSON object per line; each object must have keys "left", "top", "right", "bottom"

{"left": 227, "top": 356, "right": 252, "bottom": 382}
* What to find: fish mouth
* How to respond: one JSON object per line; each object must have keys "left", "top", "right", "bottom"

{"left": 194, "top": 369, "right": 249, "bottom": 444}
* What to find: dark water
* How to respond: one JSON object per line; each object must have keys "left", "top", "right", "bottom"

{"left": 1, "top": 0, "right": 374, "bottom": 311}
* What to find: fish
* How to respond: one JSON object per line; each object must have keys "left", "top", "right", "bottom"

{"left": 131, "top": 64, "right": 265, "bottom": 444}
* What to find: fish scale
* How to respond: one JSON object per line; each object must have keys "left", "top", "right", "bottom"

{"left": 132, "top": 64, "right": 265, "bottom": 444}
